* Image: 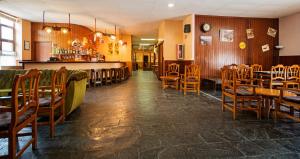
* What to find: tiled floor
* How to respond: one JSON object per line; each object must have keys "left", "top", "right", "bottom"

{"left": 2, "top": 71, "right": 300, "bottom": 159}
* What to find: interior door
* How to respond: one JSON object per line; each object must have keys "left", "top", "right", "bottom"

{"left": 34, "top": 41, "right": 52, "bottom": 62}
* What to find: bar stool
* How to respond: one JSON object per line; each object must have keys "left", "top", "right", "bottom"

{"left": 111, "top": 68, "right": 120, "bottom": 83}
{"left": 93, "top": 69, "right": 103, "bottom": 86}
{"left": 102, "top": 68, "right": 112, "bottom": 85}
{"left": 120, "top": 67, "right": 126, "bottom": 81}
{"left": 124, "top": 66, "right": 130, "bottom": 80}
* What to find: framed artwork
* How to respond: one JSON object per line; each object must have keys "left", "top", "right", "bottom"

{"left": 108, "top": 42, "right": 113, "bottom": 54}
{"left": 176, "top": 44, "right": 184, "bottom": 60}
{"left": 262, "top": 44, "right": 270, "bottom": 52}
{"left": 200, "top": 36, "right": 212, "bottom": 45}
{"left": 114, "top": 43, "right": 119, "bottom": 54}
{"left": 24, "top": 41, "right": 30, "bottom": 50}
{"left": 246, "top": 29, "right": 254, "bottom": 39}
{"left": 267, "top": 27, "right": 277, "bottom": 38}
{"left": 220, "top": 29, "right": 234, "bottom": 42}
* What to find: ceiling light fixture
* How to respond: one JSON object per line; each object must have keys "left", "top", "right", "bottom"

{"left": 168, "top": 3, "right": 175, "bottom": 8}
{"left": 141, "top": 38, "right": 156, "bottom": 41}
{"left": 94, "top": 18, "right": 103, "bottom": 42}
{"left": 110, "top": 25, "right": 117, "bottom": 40}
{"left": 42, "top": 11, "right": 71, "bottom": 34}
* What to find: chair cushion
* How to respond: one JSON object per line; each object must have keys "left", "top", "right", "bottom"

{"left": 225, "top": 88, "right": 254, "bottom": 96}
{"left": 0, "top": 108, "right": 35, "bottom": 131}
{"left": 283, "top": 96, "right": 300, "bottom": 104}
{"left": 39, "top": 96, "right": 63, "bottom": 107}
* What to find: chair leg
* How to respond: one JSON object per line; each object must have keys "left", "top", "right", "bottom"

{"left": 32, "top": 118, "right": 38, "bottom": 150}
{"left": 222, "top": 93, "right": 225, "bottom": 112}
{"left": 184, "top": 84, "right": 187, "bottom": 95}
{"left": 61, "top": 103, "right": 65, "bottom": 124}
{"left": 50, "top": 109, "right": 55, "bottom": 138}
{"left": 233, "top": 98, "right": 237, "bottom": 120}
{"left": 8, "top": 130, "right": 16, "bottom": 159}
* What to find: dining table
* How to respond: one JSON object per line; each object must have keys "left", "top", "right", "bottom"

{"left": 249, "top": 87, "right": 296, "bottom": 119}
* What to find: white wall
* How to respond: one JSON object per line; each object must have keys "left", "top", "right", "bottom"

{"left": 279, "top": 12, "right": 300, "bottom": 56}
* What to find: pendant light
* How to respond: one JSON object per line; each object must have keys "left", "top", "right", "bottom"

{"left": 94, "top": 18, "right": 103, "bottom": 42}
{"left": 110, "top": 25, "right": 116, "bottom": 40}
{"left": 42, "top": 11, "right": 71, "bottom": 34}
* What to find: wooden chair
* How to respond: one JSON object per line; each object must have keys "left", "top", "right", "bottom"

{"left": 236, "top": 64, "right": 252, "bottom": 84}
{"left": 0, "top": 69, "right": 40, "bottom": 159}
{"left": 251, "top": 64, "right": 263, "bottom": 72}
{"left": 180, "top": 64, "right": 201, "bottom": 95}
{"left": 38, "top": 67, "right": 67, "bottom": 138}
{"left": 270, "top": 64, "right": 286, "bottom": 89}
{"left": 160, "top": 63, "right": 180, "bottom": 89}
{"left": 283, "top": 65, "right": 300, "bottom": 89}
{"left": 251, "top": 64, "right": 264, "bottom": 86}
{"left": 221, "top": 67, "right": 261, "bottom": 120}
{"left": 276, "top": 88, "right": 300, "bottom": 122}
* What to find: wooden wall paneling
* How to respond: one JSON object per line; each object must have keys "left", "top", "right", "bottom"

{"left": 194, "top": 15, "right": 279, "bottom": 79}
{"left": 248, "top": 18, "right": 279, "bottom": 70}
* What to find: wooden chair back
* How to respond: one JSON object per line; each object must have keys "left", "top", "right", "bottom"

{"left": 184, "top": 64, "right": 200, "bottom": 81}
{"left": 166, "top": 63, "right": 180, "bottom": 76}
{"left": 271, "top": 64, "right": 286, "bottom": 81}
{"left": 221, "top": 67, "right": 236, "bottom": 91}
{"left": 50, "top": 67, "right": 67, "bottom": 105}
{"left": 286, "top": 65, "right": 300, "bottom": 81}
{"left": 236, "top": 64, "right": 252, "bottom": 81}
{"left": 251, "top": 64, "right": 263, "bottom": 72}
{"left": 11, "top": 69, "right": 40, "bottom": 128}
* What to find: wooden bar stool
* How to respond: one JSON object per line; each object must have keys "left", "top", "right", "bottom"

{"left": 93, "top": 69, "right": 103, "bottom": 86}
{"left": 120, "top": 67, "right": 126, "bottom": 81}
{"left": 102, "top": 68, "right": 112, "bottom": 85}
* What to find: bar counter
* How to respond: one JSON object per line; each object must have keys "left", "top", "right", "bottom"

{"left": 20, "top": 61, "right": 126, "bottom": 70}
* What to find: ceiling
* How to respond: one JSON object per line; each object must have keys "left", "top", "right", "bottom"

{"left": 1, "top": 0, "right": 300, "bottom": 39}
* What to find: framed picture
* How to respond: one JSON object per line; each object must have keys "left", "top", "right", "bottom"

{"left": 262, "top": 44, "right": 270, "bottom": 52}
{"left": 246, "top": 29, "right": 254, "bottom": 39}
{"left": 24, "top": 41, "right": 30, "bottom": 50}
{"left": 200, "top": 36, "right": 212, "bottom": 45}
{"left": 176, "top": 44, "right": 184, "bottom": 60}
{"left": 267, "top": 27, "right": 277, "bottom": 38}
{"left": 220, "top": 29, "right": 234, "bottom": 42}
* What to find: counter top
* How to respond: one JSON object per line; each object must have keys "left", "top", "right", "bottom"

{"left": 19, "top": 61, "right": 124, "bottom": 64}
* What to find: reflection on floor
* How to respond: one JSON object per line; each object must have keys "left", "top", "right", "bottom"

{"left": 1, "top": 71, "right": 300, "bottom": 158}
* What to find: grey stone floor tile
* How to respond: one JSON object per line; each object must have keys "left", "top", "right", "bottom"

{"left": 1, "top": 71, "right": 300, "bottom": 159}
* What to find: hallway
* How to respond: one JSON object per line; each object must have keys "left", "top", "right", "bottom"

{"left": 2, "top": 71, "right": 300, "bottom": 159}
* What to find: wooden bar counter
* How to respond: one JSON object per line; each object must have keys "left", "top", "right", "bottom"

{"left": 19, "top": 61, "right": 126, "bottom": 70}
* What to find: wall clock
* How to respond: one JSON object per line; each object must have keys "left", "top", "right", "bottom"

{"left": 201, "top": 23, "right": 211, "bottom": 32}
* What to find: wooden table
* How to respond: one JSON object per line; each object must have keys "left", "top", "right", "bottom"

{"left": 160, "top": 76, "right": 180, "bottom": 90}
{"left": 250, "top": 87, "right": 296, "bottom": 118}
